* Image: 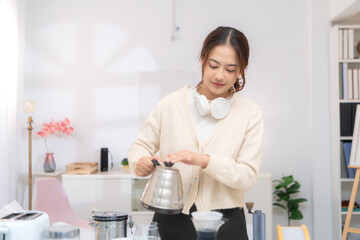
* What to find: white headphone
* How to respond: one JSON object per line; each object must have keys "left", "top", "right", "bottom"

{"left": 194, "top": 90, "right": 233, "bottom": 119}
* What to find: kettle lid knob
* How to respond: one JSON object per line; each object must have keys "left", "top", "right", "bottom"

{"left": 164, "top": 161, "right": 174, "bottom": 168}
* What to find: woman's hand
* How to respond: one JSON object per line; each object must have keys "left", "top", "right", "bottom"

{"left": 134, "top": 155, "right": 162, "bottom": 177}
{"left": 167, "top": 150, "right": 210, "bottom": 169}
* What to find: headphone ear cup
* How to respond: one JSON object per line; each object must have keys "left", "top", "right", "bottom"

{"left": 210, "top": 98, "right": 230, "bottom": 119}
{"left": 195, "top": 94, "right": 210, "bottom": 116}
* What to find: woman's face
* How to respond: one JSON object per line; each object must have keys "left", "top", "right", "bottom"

{"left": 199, "top": 44, "right": 239, "bottom": 100}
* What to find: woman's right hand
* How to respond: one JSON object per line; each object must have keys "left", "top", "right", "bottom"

{"left": 134, "top": 155, "right": 162, "bottom": 177}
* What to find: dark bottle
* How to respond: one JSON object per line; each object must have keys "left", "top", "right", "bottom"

{"left": 100, "top": 148, "right": 108, "bottom": 172}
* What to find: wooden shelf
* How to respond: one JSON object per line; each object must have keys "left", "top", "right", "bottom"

{"left": 339, "top": 99, "right": 360, "bottom": 103}
{"left": 340, "top": 136, "right": 353, "bottom": 140}
{"left": 342, "top": 211, "right": 360, "bottom": 215}
{"left": 342, "top": 178, "right": 356, "bottom": 182}
{"left": 339, "top": 59, "right": 360, "bottom": 63}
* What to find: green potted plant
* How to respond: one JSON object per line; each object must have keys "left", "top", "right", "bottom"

{"left": 273, "top": 175, "right": 307, "bottom": 226}
{"left": 121, "top": 158, "right": 130, "bottom": 172}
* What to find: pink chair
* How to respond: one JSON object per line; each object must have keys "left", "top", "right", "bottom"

{"left": 34, "top": 177, "right": 91, "bottom": 229}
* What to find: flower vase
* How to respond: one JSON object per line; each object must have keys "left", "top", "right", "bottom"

{"left": 44, "top": 153, "right": 56, "bottom": 172}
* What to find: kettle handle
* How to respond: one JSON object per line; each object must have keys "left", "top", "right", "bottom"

{"left": 151, "top": 159, "right": 161, "bottom": 167}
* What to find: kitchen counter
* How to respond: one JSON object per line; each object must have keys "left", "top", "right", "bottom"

{"left": 62, "top": 170, "right": 272, "bottom": 240}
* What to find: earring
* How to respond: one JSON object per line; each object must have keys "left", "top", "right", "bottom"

{"left": 237, "top": 75, "right": 244, "bottom": 89}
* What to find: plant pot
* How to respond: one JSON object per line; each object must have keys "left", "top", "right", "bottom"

{"left": 122, "top": 165, "right": 130, "bottom": 173}
{"left": 44, "top": 153, "right": 56, "bottom": 172}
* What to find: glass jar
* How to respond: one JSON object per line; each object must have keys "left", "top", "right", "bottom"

{"left": 42, "top": 225, "right": 80, "bottom": 240}
{"left": 133, "top": 222, "right": 160, "bottom": 240}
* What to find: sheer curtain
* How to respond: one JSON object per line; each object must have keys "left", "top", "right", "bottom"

{"left": 0, "top": 0, "right": 19, "bottom": 207}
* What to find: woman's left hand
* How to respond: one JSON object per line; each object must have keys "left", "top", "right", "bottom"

{"left": 167, "top": 150, "right": 210, "bottom": 169}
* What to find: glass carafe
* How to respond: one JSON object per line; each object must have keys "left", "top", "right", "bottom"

{"left": 133, "top": 221, "right": 160, "bottom": 240}
{"left": 191, "top": 212, "right": 224, "bottom": 240}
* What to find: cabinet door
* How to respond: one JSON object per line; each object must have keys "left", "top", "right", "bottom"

{"left": 95, "top": 178, "right": 132, "bottom": 214}
{"left": 62, "top": 177, "right": 96, "bottom": 220}
{"left": 131, "top": 178, "right": 149, "bottom": 211}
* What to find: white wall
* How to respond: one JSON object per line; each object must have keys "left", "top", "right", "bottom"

{"left": 310, "top": 0, "right": 332, "bottom": 239}
{"left": 329, "top": 0, "right": 360, "bottom": 21}
{"left": 15, "top": 0, "right": 332, "bottom": 239}
{"left": 0, "top": 0, "right": 20, "bottom": 207}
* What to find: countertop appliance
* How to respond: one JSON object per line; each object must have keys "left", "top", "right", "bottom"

{"left": 0, "top": 211, "right": 50, "bottom": 240}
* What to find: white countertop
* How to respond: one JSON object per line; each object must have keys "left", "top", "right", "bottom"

{"left": 62, "top": 169, "right": 270, "bottom": 179}
{"left": 62, "top": 170, "right": 150, "bottom": 180}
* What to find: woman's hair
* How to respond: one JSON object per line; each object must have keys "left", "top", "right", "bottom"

{"left": 199, "top": 26, "right": 249, "bottom": 92}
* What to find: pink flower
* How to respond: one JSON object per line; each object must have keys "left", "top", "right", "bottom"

{"left": 37, "top": 119, "right": 76, "bottom": 138}
{"left": 37, "top": 131, "right": 48, "bottom": 137}
{"left": 37, "top": 118, "right": 76, "bottom": 153}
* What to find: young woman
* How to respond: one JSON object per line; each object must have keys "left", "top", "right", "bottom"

{"left": 128, "top": 26, "right": 264, "bottom": 240}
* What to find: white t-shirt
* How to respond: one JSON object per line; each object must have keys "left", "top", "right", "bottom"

{"left": 188, "top": 87, "right": 235, "bottom": 144}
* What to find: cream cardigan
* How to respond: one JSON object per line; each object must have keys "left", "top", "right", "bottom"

{"left": 128, "top": 86, "right": 265, "bottom": 214}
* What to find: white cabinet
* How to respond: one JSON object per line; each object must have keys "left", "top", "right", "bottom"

{"left": 95, "top": 179, "right": 132, "bottom": 213}
{"left": 63, "top": 177, "right": 97, "bottom": 219}
{"left": 62, "top": 171, "right": 153, "bottom": 223}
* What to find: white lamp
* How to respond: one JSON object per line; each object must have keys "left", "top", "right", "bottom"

{"left": 23, "top": 100, "right": 36, "bottom": 210}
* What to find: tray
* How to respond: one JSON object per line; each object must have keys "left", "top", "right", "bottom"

{"left": 66, "top": 162, "right": 98, "bottom": 175}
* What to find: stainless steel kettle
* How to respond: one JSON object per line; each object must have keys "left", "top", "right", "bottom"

{"left": 140, "top": 160, "right": 196, "bottom": 214}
